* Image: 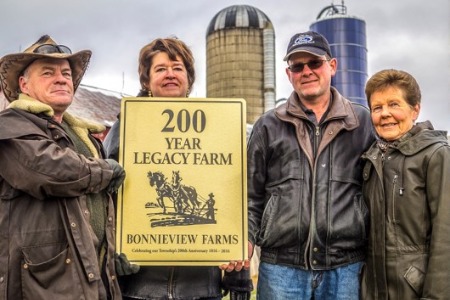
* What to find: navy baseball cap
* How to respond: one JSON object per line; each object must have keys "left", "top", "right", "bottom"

{"left": 284, "top": 31, "right": 332, "bottom": 61}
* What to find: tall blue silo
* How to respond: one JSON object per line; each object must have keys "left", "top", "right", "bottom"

{"left": 310, "top": 4, "right": 368, "bottom": 106}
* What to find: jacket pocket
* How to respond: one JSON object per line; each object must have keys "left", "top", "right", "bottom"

{"left": 21, "top": 245, "right": 83, "bottom": 299}
{"left": 404, "top": 265, "right": 425, "bottom": 296}
{"left": 0, "top": 178, "right": 23, "bottom": 200}
{"left": 354, "top": 193, "right": 369, "bottom": 240}
{"left": 259, "top": 194, "right": 279, "bottom": 246}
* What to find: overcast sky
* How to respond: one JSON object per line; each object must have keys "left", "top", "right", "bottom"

{"left": 1, "top": 0, "right": 449, "bottom": 131}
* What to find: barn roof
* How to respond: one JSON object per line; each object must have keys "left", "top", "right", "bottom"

{"left": 68, "top": 84, "right": 125, "bottom": 127}
{"left": 0, "top": 84, "right": 125, "bottom": 128}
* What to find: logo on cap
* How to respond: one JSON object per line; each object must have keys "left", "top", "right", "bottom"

{"left": 293, "top": 35, "right": 314, "bottom": 46}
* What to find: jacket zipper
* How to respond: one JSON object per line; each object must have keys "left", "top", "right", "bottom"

{"left": 305, "top": 125, "right": 321, "bottom": 269}
{"left": 392, "top": 175, "right": 398, "bottom": 222}
{"left": 168, "top": 267, "right": 175, "bottom": 299}
{"left": 314, "top": 126, "right": 320, "bottom": 157}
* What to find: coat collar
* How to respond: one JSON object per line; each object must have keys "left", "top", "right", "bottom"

{"left": 365, "top": 121, "right": 448, "bottom": 158}
{"left": 7, "top": 93, "right": 105, "bottom": 158}
{"left": 8, "top": 93, "right": 105, "bottom": 133}
{"left": 276, "top": 87, "right": 359, "bottom": 131}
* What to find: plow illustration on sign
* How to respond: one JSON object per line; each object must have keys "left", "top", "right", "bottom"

{"left": 146, "top": 170, "right": 217, "bottom": 227}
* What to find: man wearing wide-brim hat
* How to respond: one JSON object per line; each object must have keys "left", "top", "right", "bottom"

{"left": 0, "top": 35, "right": 127, "bottom": 299}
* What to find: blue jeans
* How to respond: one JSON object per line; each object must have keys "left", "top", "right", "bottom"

{"left": 257, "top": 261, "right": 362, "bottom": 300}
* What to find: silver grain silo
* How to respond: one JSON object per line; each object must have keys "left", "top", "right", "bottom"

{"left": 310, "top": 3, "right": 368, "bottom": 106}
{"left": 206, "top": 5, "right": 276, "bottom": 124}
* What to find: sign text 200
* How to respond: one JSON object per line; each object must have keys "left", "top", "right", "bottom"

{"left": 161, "top": 109, "right": 206, "bottom": 133}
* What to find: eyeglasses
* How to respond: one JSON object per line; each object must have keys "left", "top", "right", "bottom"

{"left": 288, "top": 59, "right": 328, "bottom": 73}
{"left": 33, "top": 44, "right": 72, "bottom": 55}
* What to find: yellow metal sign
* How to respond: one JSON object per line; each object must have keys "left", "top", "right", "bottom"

{"left": 116, "top": 97, "right": 247, "bottom": 266}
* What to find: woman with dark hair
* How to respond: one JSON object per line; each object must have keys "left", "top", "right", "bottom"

{"left": 103, "top": 37, "right": 252, "bottom": 300}
{"left": 361, "top": 69, "right": 450, "bottom": 299}
{"left": 103, "top": 37, "right": 195, "bottom": 160}
{"left": 136, "top": 38, "right": 195, "bottom": 98}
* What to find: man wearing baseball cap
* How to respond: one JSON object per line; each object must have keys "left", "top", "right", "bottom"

{"left": 246, "top": 31, "right": 376, "bottom": 299}
{"left": 0, "top": 35, "right": 127, "bottom": 299}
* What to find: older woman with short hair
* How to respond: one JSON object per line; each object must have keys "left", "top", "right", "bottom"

{"left": 361, "top": 69, "right": 450, "bottom": 299}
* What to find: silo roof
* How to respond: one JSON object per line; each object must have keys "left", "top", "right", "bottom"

{"left": 207, "top": 5, "right": 273, "bottom": 36}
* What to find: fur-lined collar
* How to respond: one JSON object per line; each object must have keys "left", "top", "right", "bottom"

{"left": 8, "top": 94, "right": 105, "bottom": 158}
{"left": 9, "top": 94, "right": 105, "bottom": 133}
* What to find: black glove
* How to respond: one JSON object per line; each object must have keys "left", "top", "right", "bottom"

{"left": 114, "top": 253, "right": 140, "bottom": 276}
{"left": 105, "top": 159, "right": 126, "bottom": 194}
{"left": 229, "top": 291, "right": 251, "bottom": 300}
{"left": 222, "top": 269, "right": 253, "bottom": 300}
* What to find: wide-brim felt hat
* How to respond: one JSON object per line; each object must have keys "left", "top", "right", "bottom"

{"left": 0, "top": 35, "right": 92, "bottom": 102}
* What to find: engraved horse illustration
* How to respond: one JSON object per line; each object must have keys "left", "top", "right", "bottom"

{"left": 147, "top": 171, "right": 176, "bottom": 213}
{"left": 171, "top": 170, "right": 200, "bottom": 214}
